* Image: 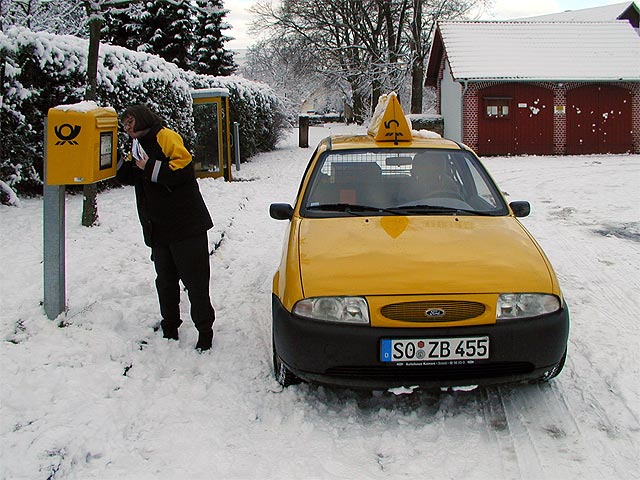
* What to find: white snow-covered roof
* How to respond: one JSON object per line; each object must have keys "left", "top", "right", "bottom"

{"left": 516, "top": 2, "right": 636, "bottom": 22}
{"left": 191, "top": 87, "right": 230, "bottom": 98}
{"left": 437, "top": 20, "right": 640, "bottom": 82}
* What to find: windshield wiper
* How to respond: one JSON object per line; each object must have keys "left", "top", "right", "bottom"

{"left": 306, "top": 203, "right": 403, "bottom": 215}
{"left": 393, "top": 204, "right": 489, "bottom": 216}
{"left": 307, "top": 203, "right": 492, "bottom": 216}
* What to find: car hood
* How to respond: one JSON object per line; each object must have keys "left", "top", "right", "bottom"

{"left": 298, "top": 215, "right": 553, "bottom": 297}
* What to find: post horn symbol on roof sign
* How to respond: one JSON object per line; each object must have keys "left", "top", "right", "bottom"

{"left": 368, "top": 92, "right": 412, "bottom": 145}
{"left": 54, "top": 124, "right": 81, "bottom": 145}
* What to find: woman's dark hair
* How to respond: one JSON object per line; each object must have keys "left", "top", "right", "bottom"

{"left": 121, "top": 104, "right": 164, "bottom": 131}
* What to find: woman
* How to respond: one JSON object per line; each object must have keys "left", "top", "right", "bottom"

{"left": 117, "top": 104, "right": 215, "bottom": 351}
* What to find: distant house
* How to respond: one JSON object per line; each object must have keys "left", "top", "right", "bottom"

{"left": 425, "top": 2, "right": 640, "bottom": 155}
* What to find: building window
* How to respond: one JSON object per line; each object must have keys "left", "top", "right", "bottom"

{"left": 484, "top": 97, "right": 511, "bottom": 118}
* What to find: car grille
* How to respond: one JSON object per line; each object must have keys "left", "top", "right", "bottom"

{"left": 326, "top": 362, "right": 533, "bottom": 381}
{"left": 381, "top": 300, "right": 486, "bottom": 322}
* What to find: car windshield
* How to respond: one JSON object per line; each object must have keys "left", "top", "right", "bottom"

{"left": 301, "top": 148, "right": 509, "bottom": 217}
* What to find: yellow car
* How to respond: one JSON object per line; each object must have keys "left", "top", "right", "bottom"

{"left": 270, "top": 94, "right": 569, "bottom": 389}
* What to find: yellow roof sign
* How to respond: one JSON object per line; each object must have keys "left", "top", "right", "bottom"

{"left": 367, "top": 92, "right": 412, "bottom": 144}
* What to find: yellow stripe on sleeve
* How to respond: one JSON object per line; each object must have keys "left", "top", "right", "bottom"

{"left": 156, "top": 128, "right": 192, "bottom": 171}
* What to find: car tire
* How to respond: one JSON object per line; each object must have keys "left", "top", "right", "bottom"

{"left": 273, "top": 348, "right": 302, "bottom": 387}
{"left": 532, "top": 349, "right": 567, "bottom": 383}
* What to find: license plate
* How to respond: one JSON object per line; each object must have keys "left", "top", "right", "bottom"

{"left": 380, "top": 336, "right": 489, "bottom": 363}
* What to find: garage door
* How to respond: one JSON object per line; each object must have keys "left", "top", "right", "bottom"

{"left": 567, "top": 85, "right": 632, "bottom": 154}
{"left": 478, "top": 84, "right": 553, "bottom": 156}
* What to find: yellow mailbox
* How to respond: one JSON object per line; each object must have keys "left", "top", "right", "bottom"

{"left": 46, "top": 103, "right": 118, "bottom": 185}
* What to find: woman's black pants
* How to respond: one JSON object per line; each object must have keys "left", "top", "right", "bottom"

{"left": 152, "top": 233, "right": 215, "bottom": 333}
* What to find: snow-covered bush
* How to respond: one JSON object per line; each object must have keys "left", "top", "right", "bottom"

{"left": 0, "top": 27, "right": 287, "bottom": 198}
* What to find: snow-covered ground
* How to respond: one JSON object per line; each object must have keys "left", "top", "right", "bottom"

{"left": 1, "top": 124, "right": 639, "bottom": 479}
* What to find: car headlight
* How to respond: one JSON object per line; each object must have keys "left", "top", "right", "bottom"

{"left": 293, "top": 297, "right": 370, "bottom": 324}
{"left": 497, "top": 293, "right": 560, "bottom": 320}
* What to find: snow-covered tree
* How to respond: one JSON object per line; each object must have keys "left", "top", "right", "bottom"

{"left": 0, "top": 0, "right": 86, "bottom": 36}
{"left": 103, "top": 0, "right": 196, "bottom": 69}
{"left": 192, "top": 0, "right": 236, "bottom": 76}
{"left": 241, "top": 34, "right": 352, "bottom": 123}
{"left": 101, "top": 0, "right": 145, "bottom": 51}
{"left": 136, "top": 0, "right": 195, "bottom": 69}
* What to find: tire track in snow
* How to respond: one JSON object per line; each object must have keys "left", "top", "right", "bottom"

{"left": 481, "top": 386, "right": 553, "bottom": 480}
{"left": 561, "top": 351, "right": 640, "bottom": 474}
{"left": 504, "top": 382, "right": 597, "bottom": 478}
{"left": 507, "top": 208, "right": 640, "bottom": 478}
{"left": 528, "top": 201, "right": 640, "bottom": 432}
{"left": 479, "top": 386, "right": 526, "bottom": 479}
{"left": 497, "top": 157, "right": 640, "bottom": 477}
{"left": 511, "top": 161, "right": 640, "bottom": 470}
{"left": 481, "top": 377, "right": 639, "bottom": 479}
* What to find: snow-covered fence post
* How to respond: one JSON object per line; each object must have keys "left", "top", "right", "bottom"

{"left": 299, "top": 115, "right": 309, "bottom": 148}
{"left": 233, "top": 121, "right": 241, "bottom": 171}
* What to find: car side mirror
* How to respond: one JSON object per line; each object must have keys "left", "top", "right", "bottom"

{"left": 510, "top": 201, "right": 530, "bottom": 218}
{"left": 270, "top": 203, "right": 294, "bottom": 220}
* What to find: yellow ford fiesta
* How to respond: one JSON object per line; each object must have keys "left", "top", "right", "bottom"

{"left": 270, "top": 94, "right": 569, "bottom": 389}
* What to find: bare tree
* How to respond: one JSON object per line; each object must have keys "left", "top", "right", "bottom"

{"left": 251, "top": 0, "right": 487, "bottom": 118}
{"left": 408, "top": 0, "right": 486, "bottom": 113}
{"left": 252, "top": 0, "right": 411, "bottom": 122}
{"left": 81, "top": 0, "right": 105, "bottom": 227}
{"left": 409, "top": 0, "right": 426, "bottom": 113}
{"left": 242, "top": 36, "right": 325, "bottom": 110}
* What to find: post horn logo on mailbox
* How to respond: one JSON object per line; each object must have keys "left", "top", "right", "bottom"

{"left": 54, "top": 124, "right": 81, "bottom": 145}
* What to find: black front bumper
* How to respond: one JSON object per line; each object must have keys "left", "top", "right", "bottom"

{"left": 272, "top": 294, "right": 569, "bottom": 389}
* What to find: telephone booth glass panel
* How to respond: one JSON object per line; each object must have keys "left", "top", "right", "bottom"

{"left": 193, "top": 101, "right": 221, "bottom": 174}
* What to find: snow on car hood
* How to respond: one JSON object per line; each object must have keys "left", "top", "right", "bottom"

{"left": 298, "top": 215, "right": 553, "bottom": 297}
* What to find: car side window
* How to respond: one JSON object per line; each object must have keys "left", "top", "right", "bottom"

{"left": 458, "top": 155, "right": 501, "bottom": 209}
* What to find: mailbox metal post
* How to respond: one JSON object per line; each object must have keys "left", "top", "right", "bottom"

{"left": 43, "top": 184, "right": 66, "bottom": 320}
{"left": 43, "top": 120, "right": 66, "bottom": 320}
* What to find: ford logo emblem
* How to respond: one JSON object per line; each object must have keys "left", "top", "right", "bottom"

{"left": 425, "top": 308, "right": 445, "bottom": 317}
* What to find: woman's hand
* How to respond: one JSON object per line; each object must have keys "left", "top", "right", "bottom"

{"left": 135, "top": 150, "right": 149, "bottom": 169}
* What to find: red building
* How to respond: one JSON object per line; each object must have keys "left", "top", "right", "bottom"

{"left": 425, "top": 2, "right": 640, "bottom": 155}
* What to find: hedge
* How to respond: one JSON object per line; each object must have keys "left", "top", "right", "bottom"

{"left": 0, "top": 26, "right": 288, "bottom": 200}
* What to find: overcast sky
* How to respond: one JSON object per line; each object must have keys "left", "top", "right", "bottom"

{"left": 224, "top": 0, "right": 635, "bottom": 50}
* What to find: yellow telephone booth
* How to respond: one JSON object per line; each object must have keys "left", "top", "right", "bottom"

{"left": 191, "top": 88, "right": 232, "bottom": 181}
